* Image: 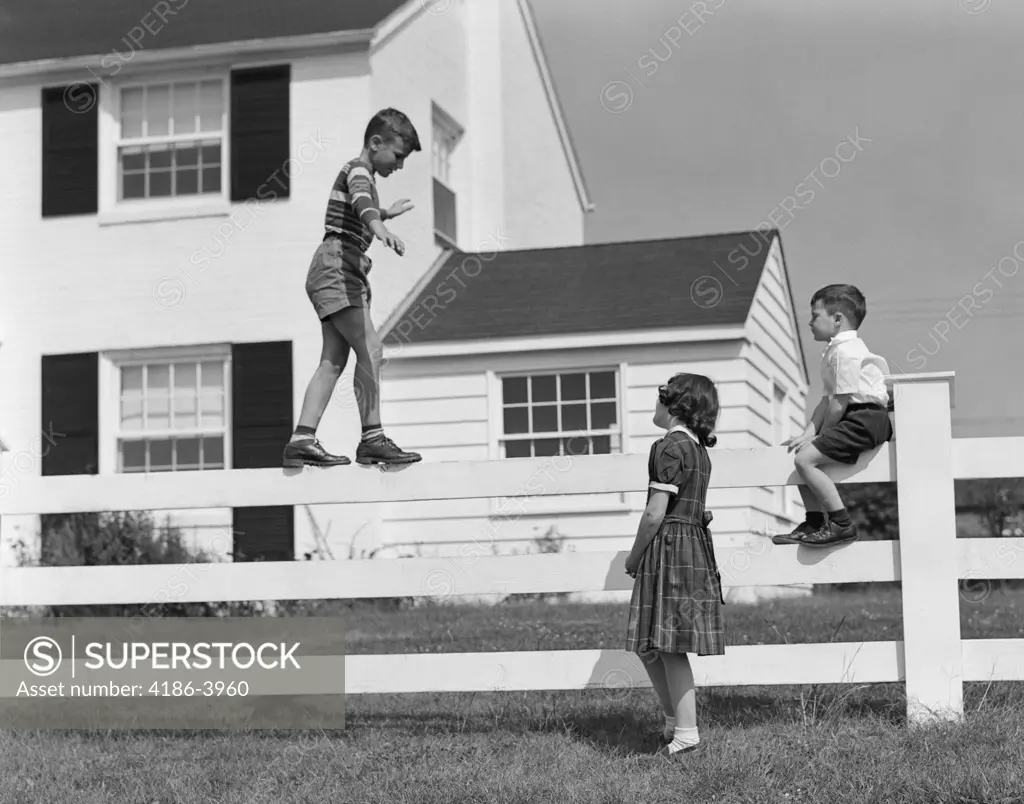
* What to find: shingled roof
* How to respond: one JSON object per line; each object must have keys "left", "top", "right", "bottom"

{"left": 0, "top": 0, "right": 409, "bottom": 66}
{"left": 382, "top": 229, "right": 788, "bottom": 345}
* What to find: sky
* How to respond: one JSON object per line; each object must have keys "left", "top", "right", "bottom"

{"left": 531, "top": 0, "right": 1024, "bottom": 438}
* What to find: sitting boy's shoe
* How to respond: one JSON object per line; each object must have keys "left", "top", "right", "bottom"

{"left": 772, "top": 519, "right": 818, "bottom": 545}
{"left": 801, "top": 519, "right": 858, "bottom": 548}
{"left": 355, "top": 434, "right": 422, "bottom": 466}
{"left": 282, "top": 437, "right": 351, "bottom": 468}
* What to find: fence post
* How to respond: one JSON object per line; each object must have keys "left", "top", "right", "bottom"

{"left": 890, "top": 372, "right": 961, "bottom": 724}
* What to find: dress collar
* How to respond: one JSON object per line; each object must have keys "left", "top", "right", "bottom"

{"left": 667, "top": 424, "right": 699, "bottom": 444}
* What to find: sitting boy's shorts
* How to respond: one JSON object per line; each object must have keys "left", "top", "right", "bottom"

{"left": 305, "top": 234, "right": 372, "bottom": 320}
{"left": 813, "top": 402, "right": 893, "bottom": 464}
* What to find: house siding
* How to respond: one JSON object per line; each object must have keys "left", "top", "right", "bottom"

{"left": 741, "top": 237, "right": 810, "bottom": 539}
{"left": 369, "top": 338, "right": 794, "bottom": 568}
{"left": 0, "top": 50, "right": 376, "bottom": 564}
{"left": 500, "top": 0, "right": 585, "bottom": 248}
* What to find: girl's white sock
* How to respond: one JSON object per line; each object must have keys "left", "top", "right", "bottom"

{"left": 662, "top": 715, "right": 675, "bottom": 741}
{"left": 667, "top": 725, "right": 700, "bottom": 754}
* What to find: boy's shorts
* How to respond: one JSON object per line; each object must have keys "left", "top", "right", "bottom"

{"left": 305, "top": 234, "right": 372, "bottom": 320}
{"left": 813, "top": 402, "right": 893, "bottom": 464}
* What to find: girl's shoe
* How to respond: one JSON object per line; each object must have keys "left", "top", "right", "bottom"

{"left": 656, "top": 741, "right": 704, "bottom": 760}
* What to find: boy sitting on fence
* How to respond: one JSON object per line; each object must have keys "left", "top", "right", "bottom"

{"left": 774, "top": 284, "right": 892, "bottom": 548}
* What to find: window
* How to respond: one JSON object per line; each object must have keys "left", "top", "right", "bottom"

{"left": 116, "top": 79, "right": 225, "bottom": 201}
{"left": 431, "top": 104, "right": 462, "bottom": 246}
{"left": 500, "top": 370, "right": 621, "bottom": 458}
{"left": 772, "top": 382, "right": 787, "bottom": 510}
{"left": 116, "top": 356, "right": 229, "bottom": 473}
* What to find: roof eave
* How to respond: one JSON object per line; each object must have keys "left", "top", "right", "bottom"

{"left": 0, "top": 28, "right": 376, "bottom": 80}
{"left": 515, "top": 0, "right": 595, "bottom": 215}
{"left": 382, "top": 324, "right": 749, "bottom": 361}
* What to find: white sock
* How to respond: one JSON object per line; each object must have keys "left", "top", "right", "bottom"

{"left": 662, "top": 715, "right": 675, "bottom": 741}
{"left": 667, "top": 725, "right": 699, "bottom": 754}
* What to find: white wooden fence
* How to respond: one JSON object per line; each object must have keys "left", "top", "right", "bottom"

{"left": 2, "top": 371, "right": 1023, "bottom": 725}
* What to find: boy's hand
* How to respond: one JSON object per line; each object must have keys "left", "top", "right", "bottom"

{"left": 782, "top": 435, "right": 813, "bottom": 454}
{"left": 370, "top": 220, "right": 405, "bottom": 256}
{"left": 386, "top": 199, "right": 414, "bottom": 219}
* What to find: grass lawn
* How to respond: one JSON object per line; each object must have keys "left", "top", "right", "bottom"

{"left": 2, "top": 585, "right": 1024, "bottom": 803}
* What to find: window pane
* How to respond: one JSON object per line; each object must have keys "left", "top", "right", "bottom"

{"left": 149, "top": 439, "right": 173, "bottom": 471}
{"left": 590, "top": 371, "right": 616, "bottom": 399}
{"left": 503, "top": 406, "right": 528, "bottom": 435}
{"left": 121, "top": 88, "right": 144, "bottom": 138}
{"left": 591, "top": 401, "right": 617, "bottom": 430}
{"left": 122, "top": 366, "right": 143, "bottom": 393}
{"left": 564, "top": 435, "right": 591, "bottom": 456}
{"left": 200, "top": 393, "right": 223, "bottom": 427}
{"left": 198, "top": 80, "right": 222, "bottom": 132}
{"left": 148, "top": 364, "right": 170, "bottom": 391}
{"left": 176, "top": 146, "right": 199, "bottom": 166}
{"left": 149, "top": 148, "right": 172, "bottom": 170}
{"left": 592, "top": 435, "right": 612, "bottom": 454}
{"left": 201, "top": 167, "right": 221, "bottom": 193}
{"left": 202, "top": 436, "right": 224, "bottom": 468}
{"left": 147, "top": 395, "right": 170, "bottom": 429}
{"left": 561, "top": 403, "right": 587, "bottom": 431}
{"left": 503, "top": 440, "right": 531, "bottom": 459}
{"left": 176, "top": 168, "right": 199, "bottom": 195}
{"left": 121, "top": 397, "right": 143, "bottom": 430}
{"left": 146, "top": 85, "right": 170, "bottom": 136}
{"left": 502, "top": 377, "right": 527, "bottom": 404}
{"left": 173, "top": 362, "right": 197, "bottom": 429}
{"left": 122, "top": 173, "right": 146, "bottom": 199}
{"left": 561, "top": 373, "right": 586, "bottom": 401}
{"left": 149, "top": 171, "right": 172, "bottom": 197}
{"left": 201, "top": 143, "right": 221, "bottom": 166}
{"left": 531, "top": 375, "right": 556, "bottom": 403}
{"left": 200, "top": 361, "right": 224, "bottom": 391}
{"left": 176, "top": 437, "right": 200, "bottom": 469}
{"left": 532, "top": 404, "right": 557, "bottom": 432}
{"left": 172, "top": 82, "right": 197, "bottom": 134}
{"left": 533, "top": 438, "right": 559, "bottom": 457}
{"left": 121, "top": 149, "right": 146, "bottom": 171}
{"left": 121, "top": 440, "right": 146, "bottom": 472}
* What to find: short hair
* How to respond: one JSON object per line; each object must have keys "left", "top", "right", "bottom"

{"left": 364, "top": 108, "right": 421, "bottom": 153}
{"left": 811, "top": 284, "right": 867, "bottom": 328}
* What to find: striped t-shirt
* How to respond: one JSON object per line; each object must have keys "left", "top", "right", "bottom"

{"left": 324, "top": 158, "right": 382, "bottom": 252}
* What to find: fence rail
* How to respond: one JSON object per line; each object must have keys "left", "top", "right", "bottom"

{"left": 2, "top": 371, "right": 1023, "bottom": 724}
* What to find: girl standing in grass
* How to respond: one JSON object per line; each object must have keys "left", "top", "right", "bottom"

{"left": 624, "top": 372, "right": 725, "bottom": 759}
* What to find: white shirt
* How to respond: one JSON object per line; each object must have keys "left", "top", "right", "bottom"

{"left": 821, "top": 330, "right": 889, "bottom": 406}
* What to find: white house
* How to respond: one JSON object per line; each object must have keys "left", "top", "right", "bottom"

{"left": 0, "top": 0, "right": 594, "bottom": 565}
{"left": 372, "top": 227, "right": 812, "bottom": 600}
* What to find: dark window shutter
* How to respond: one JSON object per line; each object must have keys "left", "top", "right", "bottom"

{"left": 41, "top": 352, "right": 98, "bottom": 475}
{"left": 41, "top": 84, "right": 98, "bottom": 217}
{"left": 233, "top": 506, "right": 294, "bottom": 562}
{"left": 230, "top": 65, "right": 290, "bottom": 202}
{"left": 231, "top": 341, "right": 293, "bottom": 561}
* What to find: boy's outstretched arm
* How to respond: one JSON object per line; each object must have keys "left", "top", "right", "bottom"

{"left": 349, "top": 166, "right": 405, "bottom": 255}
{"left": 822, "top": 394, "right": 851, "bottom": 431}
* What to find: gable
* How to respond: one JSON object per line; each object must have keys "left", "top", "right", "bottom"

{"left": 382, "top": 229, "right": 781, "bottom": 346}
{"left": 0, "top": 0, "right": 409, "bottom": 67}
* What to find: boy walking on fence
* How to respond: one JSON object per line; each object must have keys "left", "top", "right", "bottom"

{"left": 775, "top": 284, "right": 892, "bottom": 548}
{"left": 283, "top": 108, "right": 423, "bottom": 469}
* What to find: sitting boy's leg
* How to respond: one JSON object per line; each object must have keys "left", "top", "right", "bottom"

{"left": 283, "top": 321, "right": 353, "bottom": 467}
{"left": 772, "top": 484, "right": 826, "bottom": 544}
{"left": 329, "top": 307, "right": 421, "bottom": 465}
{"left": 792, "top": 445, "right": 857, "bottom": 546}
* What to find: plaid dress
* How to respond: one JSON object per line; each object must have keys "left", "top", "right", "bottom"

{"left": 625, "top": 426, "right": 726, "bottom": 657}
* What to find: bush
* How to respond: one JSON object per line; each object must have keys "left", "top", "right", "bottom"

{"left": 9, "top": 511, "right": 265, "bottom": 618}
